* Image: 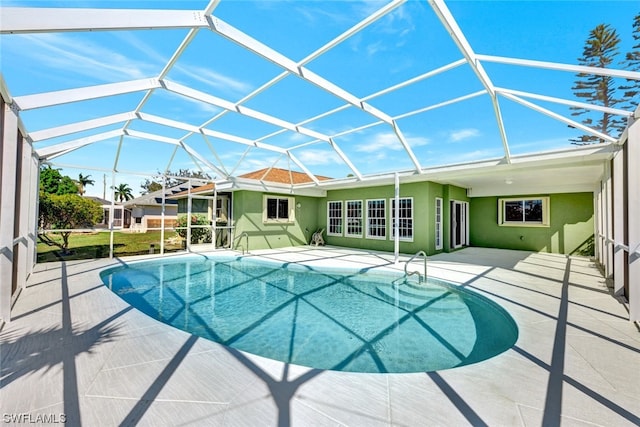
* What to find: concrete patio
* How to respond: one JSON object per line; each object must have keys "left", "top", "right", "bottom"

{"left": 1, "top": 247, "right": 638, "bottom": 426}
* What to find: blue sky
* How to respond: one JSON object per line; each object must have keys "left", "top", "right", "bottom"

{"left": 1, "top": 1, "right": 638, "bottom": 198}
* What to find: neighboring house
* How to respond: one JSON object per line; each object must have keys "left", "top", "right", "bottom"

{"left": 122, "top": 182, "right": 201, "bottom": 232}
{"left": 170, "top": 182, "right": 232, "bottom": 247}
{"left": 85, "top": 196, "right": 130, "bottom": 230}
{"left": 171, "top": 168, "right": 333, "bottom": 249}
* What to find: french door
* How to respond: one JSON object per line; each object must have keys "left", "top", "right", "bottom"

{"left": 450, "top": 200, "right": 469, "bottom": 249}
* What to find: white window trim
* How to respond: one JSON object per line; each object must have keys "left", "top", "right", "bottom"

{"left": 435, "top": 197, "right": 443, "bottom": 250}
{"left": 498, "top": 196, "right": 550, "bottom": 227}
{"left": 262, "top": 195, "right": 295, "bottom": 224}
{"left": 345, "top": 199, "right": 363, "bottom": 238}
{"left": 327, "top": 200, "right": 343, "bottom": 236}
{"left": 389, "top": 197, "right": 414, "bottom": 242}
{"left": 366, "top": 199, "right": 387, "bottom": 240}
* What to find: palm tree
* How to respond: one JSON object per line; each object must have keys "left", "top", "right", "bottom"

{"left": 113, "top": 183, "right": 134, "bottom": 202}
{"left": 76, "top": 173, "right": 95, "bottom": 196}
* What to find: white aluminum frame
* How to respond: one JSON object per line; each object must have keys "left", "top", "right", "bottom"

{"left": 1, "top": 0, "right": 639, "bottom": 322}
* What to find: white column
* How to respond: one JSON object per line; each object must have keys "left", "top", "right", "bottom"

{"left": 186, "top": 179, "right": 192, "bottom": 252}
{"left": 0, "top": 102, "right": 19, "bottom": 322}
{"left": 628, "top": 117, "right": 640, "bottom": 321}
{"left": 109, "top": 172, "right": 116, "bottom": 258}
{"left": 613, "top": 148, "right": 625, "bottom": 296}
{"left": 595, "top": 183, "right": 603, "bottom": 266}
{"left": 15, "top": 136, "right": 31, "bottom": 293}
{"left": 160, "top": 175, "right": 166, "bottom": 255}
{"left": 607, "top": 162, "right": 614, "bottom": 278}
{"left": 394, "top": 172, "right": 400, "bottom": 264}
{"left": 213, "top": 184, "right": 217, "bottom": 249}
{"left": 27, "top": 155, "right": 39, "bottom": 272}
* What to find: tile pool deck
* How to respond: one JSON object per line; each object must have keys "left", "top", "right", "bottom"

{"left": 1, "top": 246, "right": 638, "bottom": 426}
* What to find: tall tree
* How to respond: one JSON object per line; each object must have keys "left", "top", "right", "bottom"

{"left": 75, "top": 173, "right": 95, "bottom": 196}
{"left": 39, "top": 165, "right": 78, "bottom": 195}
{"left": 620, "top": 13, "right": 640, "bottom": 112}
{"left": 140, "top": 169, "right": 212, "bottom": 194}
{"left": 39, "top": 193, "right": 103, "bottom": 254}
{"left": 140, "top": 178, "right": 163, "bottom": 195}
{"left": 113, "top": 183, "right": 134, "bottom": 202}
{"left": 570, "top": 24, "right": 625, "bottom": 144}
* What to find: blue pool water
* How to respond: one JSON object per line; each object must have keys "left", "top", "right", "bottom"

{"left": 100, "top": 256, "right": 518, "bottom": 373}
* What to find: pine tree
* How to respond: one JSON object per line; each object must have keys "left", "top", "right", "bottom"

{"left": 571, "top": 24, "right": 624, "bottom": 144}
{"left": 620, "top": 13, "right": 640, "bottom": 113}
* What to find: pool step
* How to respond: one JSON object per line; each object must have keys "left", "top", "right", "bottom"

{"left": 394, "top": 282, "right": 447, "bottom": 299}
{"left": 376, "top": 283, "right": 457, "bottom": 310}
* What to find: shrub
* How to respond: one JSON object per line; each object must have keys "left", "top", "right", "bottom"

{"left": 175, "top": 214, "right": 211, "bottom": 244}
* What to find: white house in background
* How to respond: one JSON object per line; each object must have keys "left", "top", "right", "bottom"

{"left": 122, "top": 182, "right": 205, "bottom": 232}
{"left": 85, "top": 196, "right": 130, "bottom": 230}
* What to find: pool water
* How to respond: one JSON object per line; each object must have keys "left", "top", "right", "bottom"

{"left": 100, "top": 256, "right": 518, "bottom": 373}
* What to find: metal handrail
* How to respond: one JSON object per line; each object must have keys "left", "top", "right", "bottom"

{"left": 404, "top": 250, "right": 427, "bottom": 283}
{"left": 236, "top": 232, "right": 249, "bottom": 255}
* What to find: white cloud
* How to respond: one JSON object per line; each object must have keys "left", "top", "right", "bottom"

{"left": 449, "top": 128, "right": 480, "bottom": 143}
{"left": 174, "top": 64, "right": 252, "bottom": 96}
{"left": 355, "top": 132, "right": 429, "bottom": 153}
{"left": 153, "top": 89, "right": 221, "bottom": 115}
{"left": 295, "top": 5, "right": 354, "bottom": 26}
{"left": 231, "top": 156, "right": 281, "bottom": 175}
{"left": 114, "top": 32, "right": 169, "bottom": 65}
{"left": 10, "top": 33, "right": 157, "bottom": 81}
{"left": 366, "top": 41, "right": 386, "bottom": 57}
{"left": 295, "top": 149, "right": 343, "bottom": 166}
{"left": 348, "top": 2, "right": 415, "bottom": 58}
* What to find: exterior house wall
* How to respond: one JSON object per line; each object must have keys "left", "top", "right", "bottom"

{"left": 232, "top": 191, "right": 320, "bottom": 251}
{"left": 142, "top": 205, "right": 178, "bottom": 230}
{"left": 318, "top": 182, "right": 468, "bottom": 255}
{"left": 469, "top": 192, "right": 594, "bottom": 255}
{"left": 130, "top": 205, "right": 178, "bottom": 232}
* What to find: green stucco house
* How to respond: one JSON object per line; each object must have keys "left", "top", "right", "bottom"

{"left": 173, "top": 167, "right": 593, "bottom": 257}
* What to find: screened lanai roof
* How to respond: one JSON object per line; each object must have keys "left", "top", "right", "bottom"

{"left": 1, "top": 0, "right": 638, "bottom": 197}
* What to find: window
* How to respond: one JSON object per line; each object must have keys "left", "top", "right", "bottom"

{"left": 390, "top": 197, "right": 413, "bottom": 241}
{"left": 345, "top": 200, "right": 363, "bottom": 237}
{"left": 435, "top": 197, "right": 443, "bottom": 250}
{"left": 498, "top": 197, "right": 549, "bottom": 226}
{"left": 263, "top": 195, "right": 294, "bottom": 223}
{"left": 327, "top": 201, "right": 343, "bottom": 236}
{"left": 366, "top": 199, "right": 386, "bottom": 239}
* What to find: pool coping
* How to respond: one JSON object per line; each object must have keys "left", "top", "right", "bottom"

{"left": 1, "top": 246, "right": 639, "bottom": 426}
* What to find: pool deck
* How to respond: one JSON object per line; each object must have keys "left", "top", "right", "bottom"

{"left": 1, "top": 247, "right": 638, "bottom": 426}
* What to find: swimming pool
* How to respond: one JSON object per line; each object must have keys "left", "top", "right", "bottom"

{"left": 100, "top": 256, "right": 518, "bottom": 373}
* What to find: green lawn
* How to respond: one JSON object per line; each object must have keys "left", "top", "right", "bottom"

{"left": 37, "top": 230, "right": 184, "bottom": 263}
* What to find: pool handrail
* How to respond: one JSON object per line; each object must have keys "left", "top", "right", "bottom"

{"left": 237, "top": 232, "right": 249, "bottom": 255}
{"left": 404, "top": 250, "right": 427, "bottom": 283}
